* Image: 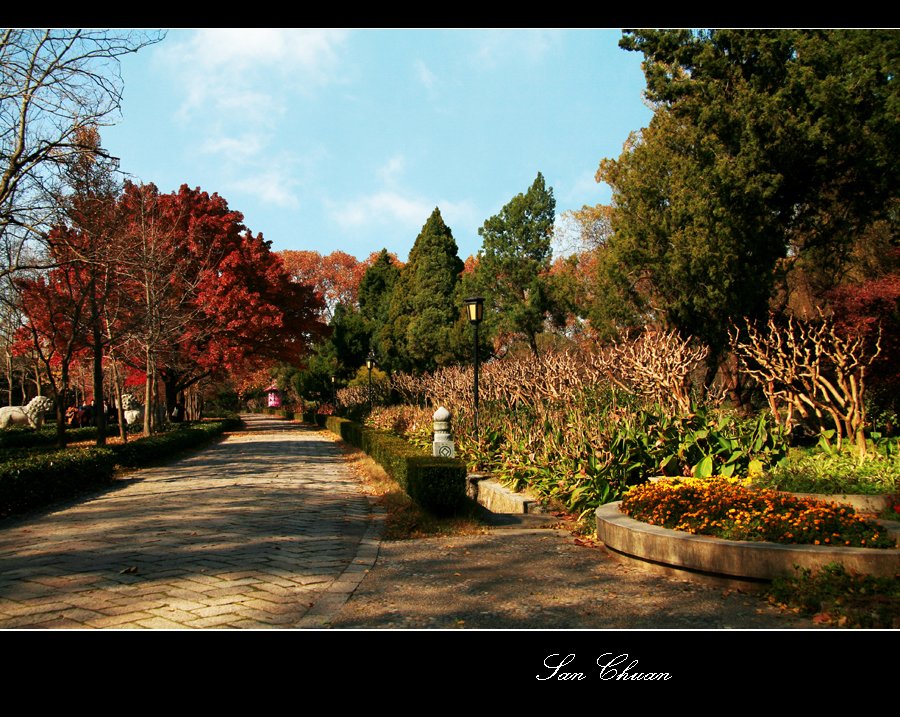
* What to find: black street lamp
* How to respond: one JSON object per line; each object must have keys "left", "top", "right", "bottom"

{"left": 331, "top": 375, "right": 336, "bottom": 409}
{"left": 464, "top": 297, "right": 484, "bottom": 442}
{"left": 366, "top": 350, "right": 376, "bottom": 413}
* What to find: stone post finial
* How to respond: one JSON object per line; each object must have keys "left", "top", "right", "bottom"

{"left": 432, "top": 406, "right": 455, "bottom": 458}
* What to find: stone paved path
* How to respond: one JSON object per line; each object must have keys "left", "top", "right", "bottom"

{"left": 0, "top": 415, "right": 380, "bottom": 629}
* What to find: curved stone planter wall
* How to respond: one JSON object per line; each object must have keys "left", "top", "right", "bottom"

{"left": 595, "top": 502, "right": 900, "bottom": 583}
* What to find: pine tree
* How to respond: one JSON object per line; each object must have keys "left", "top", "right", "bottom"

{"left": 380, "top": 208, "right": 464, "bottom": 373}
{"left": 359, "top": 248, "right": 400, "bottom": 330}
{"left": 475, "top": 172, "right": 556, "bottom": 355}
{"left": 597, "top": 29, "right": 900, "bottom": 372}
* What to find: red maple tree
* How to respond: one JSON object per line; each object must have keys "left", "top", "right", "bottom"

{"left": 116, "top": 183, "right": 327, "bottom": 428}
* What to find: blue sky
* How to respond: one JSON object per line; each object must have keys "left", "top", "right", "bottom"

{"left": 101, "top": 29, "right": 654, "bottom": 262}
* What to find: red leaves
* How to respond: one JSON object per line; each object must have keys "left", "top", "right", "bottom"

{"left": 17, "top": 180, "right": 328, "bottom": 403}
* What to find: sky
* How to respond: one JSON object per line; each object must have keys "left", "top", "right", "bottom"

{"left": 101, "top": 29, "right": 655, "bottom": 263}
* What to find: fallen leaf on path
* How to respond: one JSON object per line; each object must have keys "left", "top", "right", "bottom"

{"left": 120, "top": 566, "right": 138, "bottom": 574}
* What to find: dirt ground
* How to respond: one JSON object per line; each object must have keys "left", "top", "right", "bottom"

{"left": 329, "top": 515, "right": 819, "bottom": 630}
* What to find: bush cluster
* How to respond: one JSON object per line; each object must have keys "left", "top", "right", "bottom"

{"left": 620, "top": 477, "right": 896, "bottom": 548}
{"left": 326, "top": 416, "right": 467, "bottom": 516}
{"left": 768, "top": 562, "right": 900, "bottom": 628}
{"left": 0, "top": 447, "right": 117, "bottom": 518}
{"left": 755, "top": 443, "right": 900, "bottom": 496}
{"left": 0, "top": 425, "right": 99, "bottom": 450}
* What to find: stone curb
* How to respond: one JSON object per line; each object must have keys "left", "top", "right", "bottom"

{"left": 295, "top": 497, "right": 385, "bottom": 628}
{"left": 466, "top": 474, "right": 545, "bottom": 514}
{"left": 595, "top": 502, "right": 900, "bottom": 582}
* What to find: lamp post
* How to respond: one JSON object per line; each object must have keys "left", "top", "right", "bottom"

{"left": 464, "top": 296, "right": 484, "bottom": 442}
{"left": 331, "top": 375, "right": 336, "bottom": 409}
{"left": 366, "top": 350, "right": 376, "bottom": 413}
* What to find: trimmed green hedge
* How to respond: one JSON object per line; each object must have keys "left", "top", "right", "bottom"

{"left": 0, "top": 425, "right": 99, "bottom": 450}
{"left": 0, "top": 447, "right": 117, "bottom": 518}
{"left": 111, "top": 419, "right": 239, "bottom": 467}
{"left": 326, "top": 415, "right": 467, "bottom": 516}
{"left": 301, "top": 410, "right": 329, "bottom": 427}
{"left": 0, "top": 417, "right": 243, "bottom": 518}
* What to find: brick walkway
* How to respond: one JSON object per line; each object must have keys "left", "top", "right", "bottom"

{"left": 0, "top": 415, "right": 380, "bottom": 629}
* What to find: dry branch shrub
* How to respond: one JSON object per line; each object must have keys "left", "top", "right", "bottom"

{"left": 380, "top": 332, "right": 760, "bottom": 519}
{"left": 732, "top": 313, "right": 881, "bottom": 452}
{"left": 367, "top": 405, "right": 434, "bottom": 448}
{"left": 589, "top": 329, "right": 709, "bottom": 415}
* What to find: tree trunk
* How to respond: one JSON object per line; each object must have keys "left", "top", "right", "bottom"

{"left": 92, "top": 317, "right": 106, "bottom": 446}
{"left": 163, "top": 374, "right": 179, "bottom": 422}
{"left": 109, "top": 356, "right": 127, "bottom": 442}
{"left": 143, "top": 347, "right": 154, "bottom": 436}
{"left": 5, "top": 350, "right": 11, "bottom": 407}
{"left": 55, "top": 366, "right": 69, "bottom": 448}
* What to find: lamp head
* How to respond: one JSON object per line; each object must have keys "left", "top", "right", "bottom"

{"left": 464, "top": 296, "right": 484, "bottom": 324}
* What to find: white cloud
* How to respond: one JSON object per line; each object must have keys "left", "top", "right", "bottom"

{"left": 153, "top": 30, "right": 349, "bottom": 212}
{"left": 376, "top": 155, "right": 406, "bottom": 186}
{"left": 561, "top": 167, "right": 610, "bottom": 206}
{"left": 198, "top": 133, "right": 267, "bottom": 160}
{"left": 414, "top": 59, "right": 437, "bottom": 91}
{"left": 326, "top": 189, "right": 481, "bottom": 253}
{"left": 435, "top": 198, "right": 480, "bottom": 235}
{"left": 471, "top": 30, "right": 560, "bottom": 69}
{"left": 158, "top": 28, "right": 351, "bottom": 119}
{"left": 229, "top": 169, "right": 300, "bottom": 209}
{"left": 329, "top": 190, "right": 431, "bottom": 230}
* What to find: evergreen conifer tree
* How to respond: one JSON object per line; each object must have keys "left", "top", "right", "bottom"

{"left": 380, "top": 208, "right": 464, "bottom": 373}
{"left": 475, "top": 172, "right": 556, "bottom": 355}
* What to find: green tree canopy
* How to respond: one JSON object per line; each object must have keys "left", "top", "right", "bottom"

{"left": 380, "top": 208, "right": 465, "bottom": 373}
{"left": 358, "top": 248, "right": 400, "bottom": 345}
{"left": 474, "top": 172, "right": 556, "bottom": 354}
{"left": 595, "top": 29, "right": 899, "bottom": 367}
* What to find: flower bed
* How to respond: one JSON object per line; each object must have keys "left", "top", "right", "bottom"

{"left": 620, "top": 477, "right": 895, "bottom": 549}
{"left": 595, "top": 502, "right": 899, "bottom": 584}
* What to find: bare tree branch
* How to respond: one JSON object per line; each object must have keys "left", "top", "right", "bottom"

{"left": 0, "top": 28, "right": 165, "bottom": 279}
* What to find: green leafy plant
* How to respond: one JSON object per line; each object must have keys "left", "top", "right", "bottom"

{"left": 768, "top": 562, "right": 899, "bottom": 628}
{"left": 755, "top": 443, "right": 900, "bottom": 496}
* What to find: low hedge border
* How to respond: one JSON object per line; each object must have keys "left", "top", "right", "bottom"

{"left": 301, "top": 410, "right": 328, "bottom": 427}
{"left": 325, "top": 415, "right": 467, "bottom": 516}
{"left": 0, "top": 447, "right": 117, "bottom": 518}
{"left": 0, "top": 425, "right": 103, "bottom": 451}
{"left": 0, "top": 417, "right": 243, "bottom": 519}
{"left": 112, "top": 418, "right": 241, "bottom": 467}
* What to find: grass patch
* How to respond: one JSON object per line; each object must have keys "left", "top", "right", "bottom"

{"left": 322, "top": 430, "right": 489, "bottom": 540}
{"left": 755, "top": 447, "right": 900, "bottom": 496}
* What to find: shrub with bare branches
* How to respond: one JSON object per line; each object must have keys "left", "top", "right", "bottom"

{"left": 731, "top": 313, "right": 881, "bottom": 453}
{"left": 336, "top": 382, "right": 389, "bottom": 412}
{"left": 589, "top": 329, "right": 709, "bottom": 415}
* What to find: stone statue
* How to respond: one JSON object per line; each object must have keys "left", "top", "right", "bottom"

{"left": 120, "top": 393, "right": 144, "bottom": 426}
{"left": 0, "top": 395, "right": 55, "bottom": 430}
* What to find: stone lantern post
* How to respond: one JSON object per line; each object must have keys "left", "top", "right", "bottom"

{"left": 432, "top": 406, "right": 455, "bottom": 458}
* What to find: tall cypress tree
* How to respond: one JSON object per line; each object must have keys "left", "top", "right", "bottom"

{"left": 359, "top": 248, "right": 400, "bottom": 327}
{"left": 380, "top": 208, "right": 464, "bottom": 373}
